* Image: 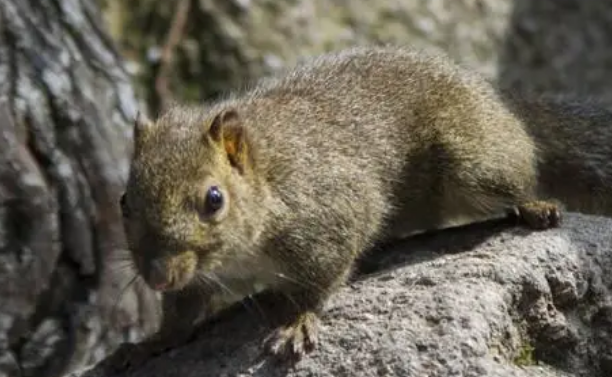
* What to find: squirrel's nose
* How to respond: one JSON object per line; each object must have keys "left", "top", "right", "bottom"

{"left": 147, "top": 259, "right": 169, "bottom": 291}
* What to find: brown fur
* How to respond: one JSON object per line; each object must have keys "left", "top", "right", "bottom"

{"left": 109, "top": 46, "right": 612, "bottom": 369}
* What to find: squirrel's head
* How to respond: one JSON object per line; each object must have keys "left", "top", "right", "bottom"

{"left": 120, "top": 105, "right": 266, "bottom": 292}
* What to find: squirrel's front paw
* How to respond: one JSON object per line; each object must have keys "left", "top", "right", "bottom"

{"left": 263, "top": 311, "right": 319, "bottom": 363}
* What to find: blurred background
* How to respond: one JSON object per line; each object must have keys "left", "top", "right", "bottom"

{"left": 1, "top": 0, "right": 612, "bottom": 376}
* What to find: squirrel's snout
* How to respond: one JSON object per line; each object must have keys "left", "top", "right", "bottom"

{"left": 144, "top": 251, "right": 198, "bottom": 292}
{"left": 146, "top": 259, "right": 170, "bottom": 290}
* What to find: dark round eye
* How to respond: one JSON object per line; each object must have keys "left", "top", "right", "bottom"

{"left": 120, "top": 193, "right": 130, "bottom": 218}
{"left": 205, "top": 186, "right": 224, "bottom": 213}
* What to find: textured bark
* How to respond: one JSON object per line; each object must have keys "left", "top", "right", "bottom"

{"left": 103, "top": 0, "right": 612, "bottom": 115}
{"left": 102, "top": 0, "right": 516, "bottom": 114}
{"left": 0, "top": 1, "right": 158, "bottom": 377}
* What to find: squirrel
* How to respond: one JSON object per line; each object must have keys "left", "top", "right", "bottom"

{"left": 106, "top": 46, "right": 612, "bottom": 370}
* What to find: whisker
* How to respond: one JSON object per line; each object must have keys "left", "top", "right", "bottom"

{"left": 257, "top": 272, "right": 333, "bottom": 315}
{"left": 133, "top": 276, "right": 163, "bottom": 325}
{"left": 278, "top": 288, "right": 301, "bottom": 313}
{"left": 111, "top": 273, "right": 140, "bottom": 322}
{"left": 273, "top": 272, "right": 326, "bottom": 294}
{"left": 242, "top": 293, "right": 272, "bottom": 329}
{"left": 107, "top": 251, "right": 134, "bottom": 262}
{"left": 207, "top": 272, "right": 239, "bottom": 301}
{"left": 202, "top": 272, "right": 267, "bottom": 322}
{"left": 107, "top": 262, "right": 137, "bottom": 273}
{"left": 193, "top": 273, "right": 214, "bottom": 293}
{"left": 107, "top": 258, "right": 135, "bottom": 266}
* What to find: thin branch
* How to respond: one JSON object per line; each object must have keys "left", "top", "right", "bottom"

{"left": 155, "top": 0, "right": 192, "bottom": 113}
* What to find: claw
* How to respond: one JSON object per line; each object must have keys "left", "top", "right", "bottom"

{"left": 263, "top": 311, "right": 319, "bottom": 363}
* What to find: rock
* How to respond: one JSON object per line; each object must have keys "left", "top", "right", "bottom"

{"left": 71, "top": 213, "right": 612, "bottom": 377}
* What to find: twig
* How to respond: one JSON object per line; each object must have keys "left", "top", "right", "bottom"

{"left": 155, "top": 0, "right": 192, "bottom": 113}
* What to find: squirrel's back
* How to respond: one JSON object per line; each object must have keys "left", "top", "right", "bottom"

{"left": 143, "top": 45, "right": 612, "bottom": 245}
{"left": 218, "top": 46, "right": 536, "bottom": 231}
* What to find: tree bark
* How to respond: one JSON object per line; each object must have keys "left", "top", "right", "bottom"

{"left": 104, "top": 0, "right": 612, "bottom": 116}
{"left": 0, "top": 1, "right": 158, "bottom": 377}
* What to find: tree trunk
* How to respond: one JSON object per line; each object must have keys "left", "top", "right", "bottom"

{"left": 0, "top": 1, "right": 158, "bottom": 377}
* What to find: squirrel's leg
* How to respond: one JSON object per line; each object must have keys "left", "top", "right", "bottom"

{"left": 445, "top": 186, "right": 562, "bottom": 231}
{"left": 440, "top": 161, "right": 562, "bottom": 231}
{"left": 102, "top": 287, "right": 209, "bottom": 371}
{"left": 262, "top": 233, "right": 360, "bottom": 362}
{"left": 262, "top": 294, "right": 323, "bottom": 360}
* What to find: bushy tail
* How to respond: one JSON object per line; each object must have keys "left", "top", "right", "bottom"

{"left": 504, "top": 93, "right": 612, "bottom": 216}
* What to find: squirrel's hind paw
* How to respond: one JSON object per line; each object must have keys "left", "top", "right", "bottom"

{"left": 515, "top": 200, "right": 562, "bottom": 230}
{"left": 263, "top": 311, "right": 319, "bottom": 363}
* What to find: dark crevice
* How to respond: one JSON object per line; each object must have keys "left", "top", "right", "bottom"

{"left": 16, "top": 261, "right": 78, "bottom": 377}
{"left": 46, "top": 83, "right": 112, "bottom": 293}
{"left": 43, "top": 88, "right": 97, "bottom": 282}
{"left": 89, "top": 218, "right": 104, "bottom": 286}
{"left": 1, "top": 6, "right": 19, "bottom": 112}
{"left": 23, "top": 111, "right": 55, "bottom": 193}
{"left": 3, "top": 199, "right": 35, "bottom": 263}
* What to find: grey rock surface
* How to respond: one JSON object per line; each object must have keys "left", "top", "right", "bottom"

{"left": 72, "top": 213, "right": 612, "bottom": 377}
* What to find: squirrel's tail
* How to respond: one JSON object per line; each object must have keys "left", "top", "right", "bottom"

{"left": 505, "top": 94, "right": 612, "bottom": 217}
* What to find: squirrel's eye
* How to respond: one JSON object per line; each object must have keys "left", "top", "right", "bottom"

{"left": 205, "top": 186, "right": 224, "bottom": 213}
{"left": 120, "top": 193, "right": 130, "bottom": 218}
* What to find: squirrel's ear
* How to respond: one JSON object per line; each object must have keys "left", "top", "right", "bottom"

{"left": 208, "top": 108, "right": 238, "bottom": 142}
{"left": 133, "top": 111, "right": 154, "bottom": 150}
{"left": 207, "top": 109, "right": 250, "bottom": 173}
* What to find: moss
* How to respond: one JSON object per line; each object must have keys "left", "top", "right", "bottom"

{"left": 513, "top": 342, "right": 538, "bottom": 367}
